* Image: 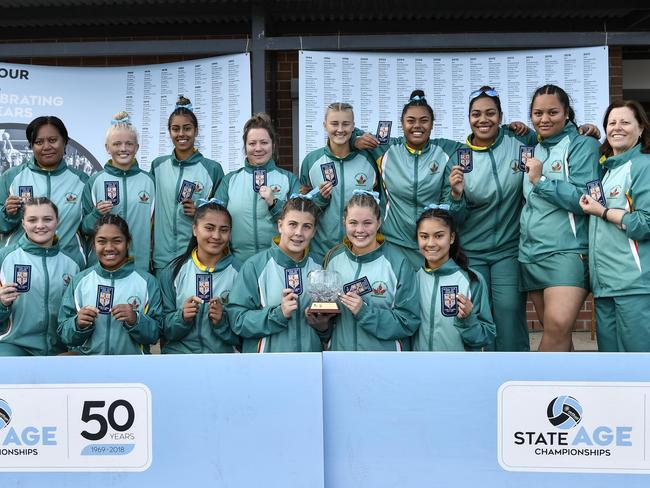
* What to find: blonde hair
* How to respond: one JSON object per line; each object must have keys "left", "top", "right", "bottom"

{"left": 324, "top": 102, "right": 354, "bottom": 121}
{"left": 105, "top": 111, "right": 139, "bottom": 146}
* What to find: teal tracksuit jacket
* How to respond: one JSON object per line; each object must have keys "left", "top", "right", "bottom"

{"left": 0, "top": 158, "right": 87, "bottom": 264}
{"left": 351, "top": 129, "right": 460, "bottom": 265}
{"left": 150, "top": 150, "right": 223, "bottom": 270}
{"left": 0, "top": 235, "right": 80, "bottom": 356}
{"left": 58, "top": 259, "right": 161, "bottom": 355}
{"left": 589, "top": 144, "right": 650, "bottom": 297}
{"left": 215, "top": 159, "right": 300, "bottom": 263}
{"left": 324, "top": 237, "right": 420, "bottom": 351}
{"left": 300, "top": 145, "right": 379, "bottom": 261}
{"left": 81, "top": 161, "right": 155, "bottom": 272}
{"left": 160, "top": 249, "right": 240, "bottom": 354}
{"left": 227, "top": 239, "right": 324, "bottom": 353}
{"left": 413, "top": 259, "right": 495, "bottom": 351}
{"left": 519, "top": 123, "right": 601, "bottom": 263}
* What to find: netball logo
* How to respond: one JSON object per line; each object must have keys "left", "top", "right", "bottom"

{"left": 0, "top": 398, "right": 12, "bottom": 429}
{"left": 547, "top": 395, "right": 582, "bottom": 429}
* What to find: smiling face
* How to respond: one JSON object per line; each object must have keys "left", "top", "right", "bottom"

{"left": 193, "top": 209, "right": 231, "bottom": 261}
{"left": 31, "top": 124, "right": 65, "bottom": 169}
{"left": 168, "top": 114, "right": 197, "bottom": 159}
{"left": 606, "top": 106, "right": 644, "bottom": 155}
{"left": 469, "top": 97, "right": 502, "bottom": 146}
{"left": 22, "top": 203, "right": 58, "bottom": 247}
{"left": 530, "top": 94, "right": 567, "bottom": 139}
{"left": 401, "top": 105, "right": 433, "bottom": 150}
{"left": 344, "top": 205, "right": 381, "bottom": 255}
{"left": 277, "top": 210, "right": 316, "bottom": 261}
{"left": 245, "top": 128, "right": 273, "bottom": 166}
{"left": 324, "top": 109, "right": 354, "bottom": 148}
{"left": 94, "top": 224, "right": 129, "bottom": 271}
{"left": 417, "top": 217, "right": 454, "bottom": 270}
{"left": 106, "top": 127, "right": 138, "bottom": 169}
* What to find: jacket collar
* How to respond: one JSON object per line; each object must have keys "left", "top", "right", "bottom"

{"left": 602, "top": 143, "right": 642, "bottom": 170}
{"left": 404, "top": 140, "right": 431, "bottom": 155}
{"left": 244, "top": 158, "right": 277, "bottom": 172}
{"left": 324, "top": 143, "right": 357, "bottom": 161}
{"left": 538, "top": 122, "right": 577, "bottom": 147}
{"left": 94, "top": 257, "right": 135, "bottom": 279}
{"left": 191, "top": 247, "right": 233, "bottom": 273}
{"left": 171, "top": 148, "right": 202, "bottom": 166}
{"left": 103, "top": 160, "right": 142, "bottom": 176}
{"left": 18, "top": 233, "right": 61, "bottom": 257}
{"left": 465, "top": 125, "right": 505, "bottom": 152}
{"left": 422, "top": 258, "right": 460, "bottom": 276}
{"left": 270, "top": 237, "right": 311, "bottom": 268}
{"left": 342, "top": 234, "right": 385, "bottom": 263}
{"left": 26, "top": 157, "right": 68, "bottom": 175}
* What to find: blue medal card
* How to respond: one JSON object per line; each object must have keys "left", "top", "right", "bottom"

{"left": 320, "top": 162, "right": 338, "bottom": 186}
{"left": 96, "top": 285, "right": 115, "bottom": 314}
{"left": 376, "top": 120, "right": 392, "bottom": 145}
{"left": 343, "top": 276, "right": 372, "bottom": 296}
{"left": 18, "top": 185, "right": 33, "bottom": 203}
{"left": 253, "top": 169, "right": 267, "bottom": 193}
{"left": 284, "top": 267, "right": 303, "bottom": 295}
{"left": 586, "top": 179, "right": 607, "bottom": 206}
{"left": 457, "top": 148, "right": 473, "bottom": 173}
{"left": 441, "top": 285, "right": 459, "bottom": 317}
{"left": 104, "top": 180, "right": 120, "bottom": 206}
{"left": 177, "top": 180, "right": 197, "bottom": 203}
{"left": 13, "top": 264, "right": 31, "bottom": 293}
{"left": 195, "top": 273, "right": 213, "bottom": 302}
{"left": 519, "top": 145, "right": 535, "bottom": 172}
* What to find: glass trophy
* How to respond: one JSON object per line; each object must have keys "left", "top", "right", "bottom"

{"left": 307, "top": 269, "right": 342, "bottom": 315}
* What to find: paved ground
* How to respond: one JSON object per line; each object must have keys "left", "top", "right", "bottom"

{"left": 529, "top": 330, "right": 598, "bottom": 352}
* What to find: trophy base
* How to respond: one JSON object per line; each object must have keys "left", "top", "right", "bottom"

{"left": 307, "top": 302, "right": 341, "bottom": 315}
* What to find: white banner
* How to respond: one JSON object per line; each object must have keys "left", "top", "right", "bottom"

{"left": 0, "top": 53, "right": 251, "bottom": 173}
{"left": 299, "top": 47, "right": 609, "bottom": 164}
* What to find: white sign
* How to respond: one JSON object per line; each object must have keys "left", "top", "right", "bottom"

{"left": 498, "top": 381, "right": 649, "bottom": 474}
{"left": 0, "top": 383, "right": 152, "bottom": 472}
{"left": 298, "top": 47, "right": 609, "bottom": 163}
{"left": 0, "top": 54, "right": 251, "bottom": 173}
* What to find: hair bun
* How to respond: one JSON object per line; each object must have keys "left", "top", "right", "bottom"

{"left": 409, "top": 89, "right": 426, "bottom": 100}
{"left": 111, "top": 111, "right": 130, "bottom": 125}
{"left": 176, "top": 95, "right": 193, "bottom": 111}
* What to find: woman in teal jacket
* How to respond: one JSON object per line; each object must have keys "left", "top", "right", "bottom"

{"left": 58, "top": 214, "right": 161, "bottom": 355}
{"left": 0, "top": 116, "right": 88, "bottom": 265}
{"left": 579, "top": 100, "right": 650, "bottom": 351}
{"left": 160, "top": 199, "right": 240, "bottom": 354}
{"left": 227, "top": 196, "right": 327, "bottom": 353}
{"left": 0, "top": 197, "right": 81, "bottom": 356}
{"left": 323, "top": 190, "right": 420, "bottom": 351}
{"left": 299, "top": 102, "right": 380, "bottom": 262}
{"left": 150, "top": 96, "right": 224, "bottom": 273}
{"left": 215, "top": 113, "right": 299, "bottom": 263}
{"left": 82, "top": 111, "right": 155, "bottom": 272}
{"left": 413, "top": 205, "right": 495, "bottom": 351}
{"left": 520, "top": 84, "right": 600, "bottom": 351}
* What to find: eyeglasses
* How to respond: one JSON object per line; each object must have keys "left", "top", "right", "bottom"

{"left": 469, "top": 88, "right": 499, "bottom": 103}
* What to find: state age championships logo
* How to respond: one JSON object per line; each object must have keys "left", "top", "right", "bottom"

{"left": 0, "top": 396, "right": 57, "bottom": 457}
{"left": 0, "top": 399, "right": 11, "bottom": 429}
{"left": 513, "top": 395, "right": 632, "bottom": 458}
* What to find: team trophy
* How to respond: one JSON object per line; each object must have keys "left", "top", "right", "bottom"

{"left": 307, "top": 269, "right": 342, "bottom": 315}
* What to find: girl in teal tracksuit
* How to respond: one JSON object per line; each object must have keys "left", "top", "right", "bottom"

{"left": 82, "top": 111, "right": 155, "bottom": 272}
{"left": 0, "top": 198, "right": 81, "bottom": 356}
{"left": 160, "top": 199, "right": 240, "bottom": 354}
{"left": 323, "top": 190, "right": 420, "bottom": 351}
{"left": 0, "top": 116, "right": 88, "bottom": 265}
{"left": 58, "top": 214, "right": 161, "bottom": 355}
{"left": 413, "top": 205, "right": 495, "bottom": 351}
{"left": 150, "top": 96, "right": 224, "bottom": 273}
{"left": 520, "top": 84, "right": 601, "bottom": 352}
{"left": 215, "top": 113, "right": 300, "bottom": 263}
{"left": 227, "top": 197, "right": 328, "bottom": 353}
{"left": 579, "top": 100, "right": 650, "bottom": 351}
{"left": 299, "top": 102, "right": 381, "bottom": 262}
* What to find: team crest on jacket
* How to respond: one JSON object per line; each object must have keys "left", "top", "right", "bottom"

{"left": 355, "top": 173, "right": 368, "bottom": 185}
{"left": 62, "top": 273, "right": 72, "bottom": 287}
{"left": 609, "top": 185, "right": 621, "bottom": 198}
{"left": 510, "top": 160, "right": 520, "bottom": 173}
{"left": 194, "top": 182, "right": 204, "bottom": 195}
{"left": 430, "top": 161, "right": 439, "bottom": 174}
{"left": 284, "top": 267, "right": 303, "bottom": 295}
{"left": 128, "top": 296, "right": 141, "bottom": 311}
{"left": 371, "top": 281, "right": 387, "bottom": 297}
{"left": 13, "top": 264, "right": 31, "bottom": 293}
{"left": 550, "top": 161, "right": 562, "bottom": 172}
{"left": 138, "top": 191, "right": 151, "bottom": 203}
{"left": 270, "top": 184, "right": 282, "bottom": 194}
{"left": 196, "top": 274, "right": 212, "bottom": 302}
{"left": 65, "top": 192, "right": 78, "bottom": 203}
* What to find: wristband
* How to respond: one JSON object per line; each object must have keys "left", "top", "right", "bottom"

{"left": 601, "top": 208, "right": 610, "bottom": 222}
